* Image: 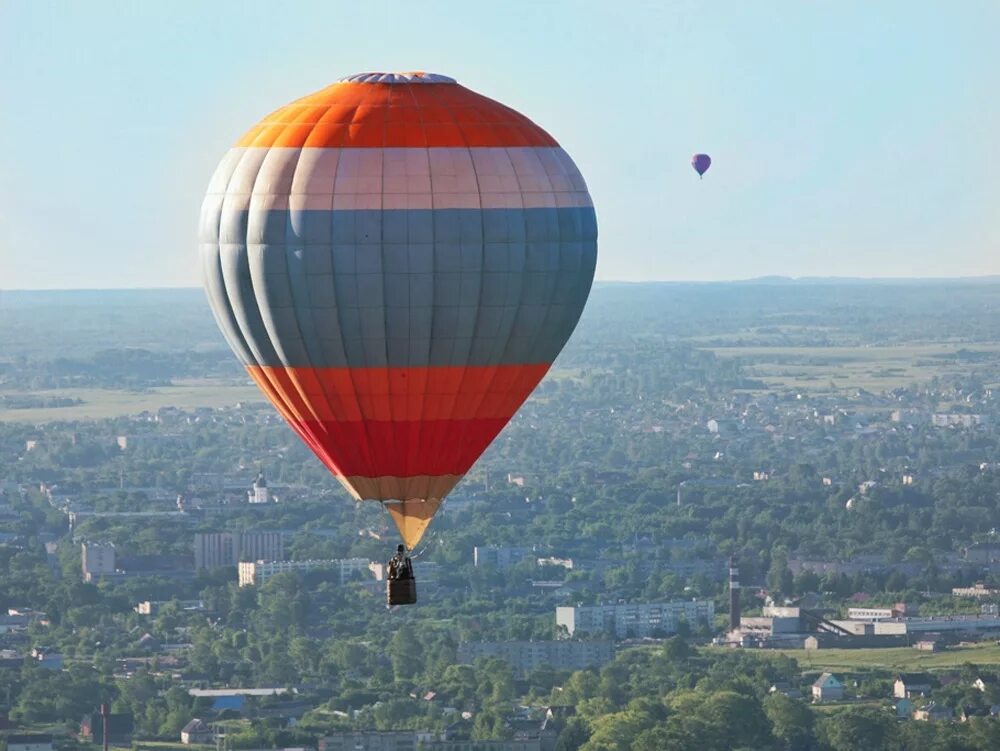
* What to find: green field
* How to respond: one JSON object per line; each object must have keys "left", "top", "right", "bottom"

{"left": 0, "top": 379, "right": 264, "bottom": 423}
{"left": 703, "top": 343, "right": 1000, "bottom": 393}
{"left": 759, "top": 642, "right": 1000, "bottom": 673}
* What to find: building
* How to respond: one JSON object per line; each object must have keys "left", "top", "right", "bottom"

{"left": 180, "top": 719, "right": 213, "bottom": 744}
{"left": 424, "top": 742, "right": 541, "bottom": 751}
{"left": 238, "top": 558, "right": 370, "bottom": 587}
{"left": 474, "top": 545, "right": 533, "bottom": 570}
{"left": 846, "top": 604, "right": 913, "bottom": 620}
{"left": 932, "top": 413, "right": 984, "bottom": 428}
{"left": 895, "top": 674, "right": 933, "bottom": 699}
{"left": 456, "top": 640, "right": 613, "bottom": 676}
{"left": 193, "top": 531, "right": 284, "bottom": 570}
{"left": 555, "top": 600, "right": 714, "bottom": 639}
{"left": 319, "top": 731, "right": 432, "bottom": 751}
{"left": 134, "top": 599, "right": 205, "bottom": 616}
{"left": 964, "top": 544, "right": 1000, "bottom": 564}
{"left": 914, "top": 703, "right": 952, "bottom": 722}
{"left": 952, "top": 583, "right": 1000, "bottom": 598}
{"left": 248, "top": 471, "right": 270, "bottom": 504}
{"left": 319, "top": 733, "right": 541, "bottom": 751}
{"left": 6, "top": 736, "right": 53, "bottom": 751}
{"left": 81, "top": 541, "right": 116, "bottom": 582}
{"left": 811, "top": 673, "right": 844, "bottom": 702}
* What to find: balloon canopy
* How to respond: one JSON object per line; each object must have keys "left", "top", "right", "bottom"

{"left": 199, "top": 71, "right": 597, "bottom": 548}
{"left": 691, "top": 153, "right": 712, "bottom": 178}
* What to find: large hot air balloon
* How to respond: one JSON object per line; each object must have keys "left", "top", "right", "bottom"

{"left": 200, "top": 71, "right": 597, "bottom": 552}
{"left": 691, "top": 153, "right": 711, "bottom": 179}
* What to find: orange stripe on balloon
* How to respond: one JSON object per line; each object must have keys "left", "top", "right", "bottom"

{"left": 235, "top": 82, "right": 557, "bottom": 149}
{"left": 246, "top": 363, "right": 551, "bottom": 423}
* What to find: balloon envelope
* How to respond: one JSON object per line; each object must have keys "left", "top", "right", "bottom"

{"left": 691, "top": 153, "right": 712, "bottom": 177}
{"left": 199, "top": 71, "right": 597, "bottom": 548}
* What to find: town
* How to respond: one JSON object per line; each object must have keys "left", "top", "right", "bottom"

{"left": 4, "top": 281, "right": 1000, "bottom": 750}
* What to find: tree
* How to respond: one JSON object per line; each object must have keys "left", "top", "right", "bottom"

{"left": 763, "top": 693, "right": 814, "bottom": 751}
{"left": 816, "top": 707, "right": 897, "bottom": 751}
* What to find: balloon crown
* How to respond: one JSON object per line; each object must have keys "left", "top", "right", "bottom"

{"left": 337, "top": 72, "right": 457, "bottom": 85}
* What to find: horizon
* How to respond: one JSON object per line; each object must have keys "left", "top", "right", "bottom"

{"left": 6, "top": 273, "right": 1000, "bottom": 295}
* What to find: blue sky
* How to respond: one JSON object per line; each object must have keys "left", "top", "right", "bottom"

{"left": 1, "top": 0, "right": 997, "bottom": 289}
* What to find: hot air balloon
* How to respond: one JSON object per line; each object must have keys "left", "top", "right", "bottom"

{"left": 199, "top": 72, "right": 597, "bottom": 574}
{"left": 691, "top": 153, "right": 711, "bottom": 179}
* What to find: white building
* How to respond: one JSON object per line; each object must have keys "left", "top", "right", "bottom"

{"left": 248, "top": 471, "right": 270, "bottom": 503}
{"left": 319, "top": 731, "right": 433, "bottom": 751}
{"left": 456, "top": 640, "right": 614, "bottom": 676}
{"left": 474, "top": 545, "right": 533, "bottom": 570}
{"left": 194, "top": 531, "right": 284, "bottom": 570}
{"left": 556, "top": 600, "right": 714, "bottom": 638}
{"left": 847, "top": 607, "right": 896, "bottom": 620}
{"left": 238, "top": 558, "right": 370, "bottom": 587}
{"left": 932, "top": 413, "right": 984, "bottom": 428}
{"left": 81, "top": 541, "right": 116, "bottom": 582}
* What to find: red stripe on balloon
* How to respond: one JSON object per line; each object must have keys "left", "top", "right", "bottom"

{"left": 288, "top": 417, "right": 513, "bottom": 477}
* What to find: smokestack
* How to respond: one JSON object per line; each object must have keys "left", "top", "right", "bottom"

{"left": 101, "top": 703, "right": 109, "bottom": 751}
{"left": 729, "top": 555, "right": 741, "bottom": 631}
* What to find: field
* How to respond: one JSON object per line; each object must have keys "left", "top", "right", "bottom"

{"left": 0, "top": 379, "right": 264, "bottom": 423}
{"left": 761, "top": 642, "right": 1000, "bottom": 673}
{"left": 702, "top": 343, "right": 1000, "bottom": 393}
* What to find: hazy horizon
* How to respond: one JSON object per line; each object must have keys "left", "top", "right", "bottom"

{"left": 7, "top": 273, "right": 1000, "bottom": 295}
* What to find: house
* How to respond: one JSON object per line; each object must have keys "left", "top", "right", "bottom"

{"left": 79, "top": 712, "right": 134, "bottom": 744}
{"left": 6, "top": 735, "right": 54, "bottom": 751}
{"left": 769, "top": 682, "right": 803, "bottom": 699}
{"left": 914, "top": 703, "right": 952, "bottom": 722}
{"left": 894, "top": 673, "right": 933, "bottom": 699}
{"left": 811, "top": 673, "right": 844, "bottom": 702}
{"left": 960, "top": 706, "right": 990, "bottom": 722}
{"left": 180, "top": 719, "right": 213, "bottom": 744}
{"left": 973, "top": 676, "right": 994, "bottom": 693}
{"left": 895, "top": 698, "right": 913, "bottom": 718}
{"left": 915, "top": 640, "right": 941, "bottom": 652}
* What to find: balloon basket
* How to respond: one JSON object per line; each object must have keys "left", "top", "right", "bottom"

{"left": 387, "top": 578, "right": 417, "bottom": 606}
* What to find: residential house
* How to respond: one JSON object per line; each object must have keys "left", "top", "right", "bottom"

{"left": 895, "top": 698, "right": 913, "bottom": 719}
{"left": 960, "top": 706, "right": 991, "bottom": 722}
{"left": 180, "top": 719, "right": 213, "bottom": 745}
{"left": 79, "top": 712, "right": 135, "bottom": 745}
{"left": 972, "top": 676, "right": 994, "bottom": 693}
{"left": 6, "top": 736, "right": 54, "bottom": 751}
{"left": 319, "top": 731, "right": 432, "bottom": 751}
{"left": 895, "top": 674, "right": 933, "bottom": 699}
{"left": 811, "top": 673, "right": 844, "bottom": 702}
{"left": 769, "top": 682, "right": 803, "bottom": 699}
{"left": 914, "top": 703, "right": 952, "bottom": 722}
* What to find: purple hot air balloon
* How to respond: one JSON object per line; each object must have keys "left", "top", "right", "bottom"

{"left": 692, "top": 153, "right": 711, "bottom": 179}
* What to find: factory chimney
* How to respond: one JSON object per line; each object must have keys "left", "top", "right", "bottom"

{"left": 729, "top": 555, "right": 741, "bottom": 631}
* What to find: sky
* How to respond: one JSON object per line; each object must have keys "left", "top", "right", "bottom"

{"left": 1, "top": 0, "right": 998, "bottom": 289}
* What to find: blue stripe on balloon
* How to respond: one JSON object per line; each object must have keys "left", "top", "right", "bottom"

{"left": 200, "top": 206, "right": 597, "bottom": 369}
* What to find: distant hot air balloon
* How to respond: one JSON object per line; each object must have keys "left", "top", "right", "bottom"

{"left": 200, "top": 71, "right": 597, "bottom": 552}
{"left": 691, "top": 153, "right": 712, "bottom": 179}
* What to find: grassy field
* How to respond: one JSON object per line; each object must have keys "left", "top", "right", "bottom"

{"left": 758, "top": 642, "right": 1000, "bottom": 673}
{"left": 0, "top": 379, "right": 264, "bottom": 423}
{"left": 704, "top": 343, "right": 1000, "bottom": 393}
